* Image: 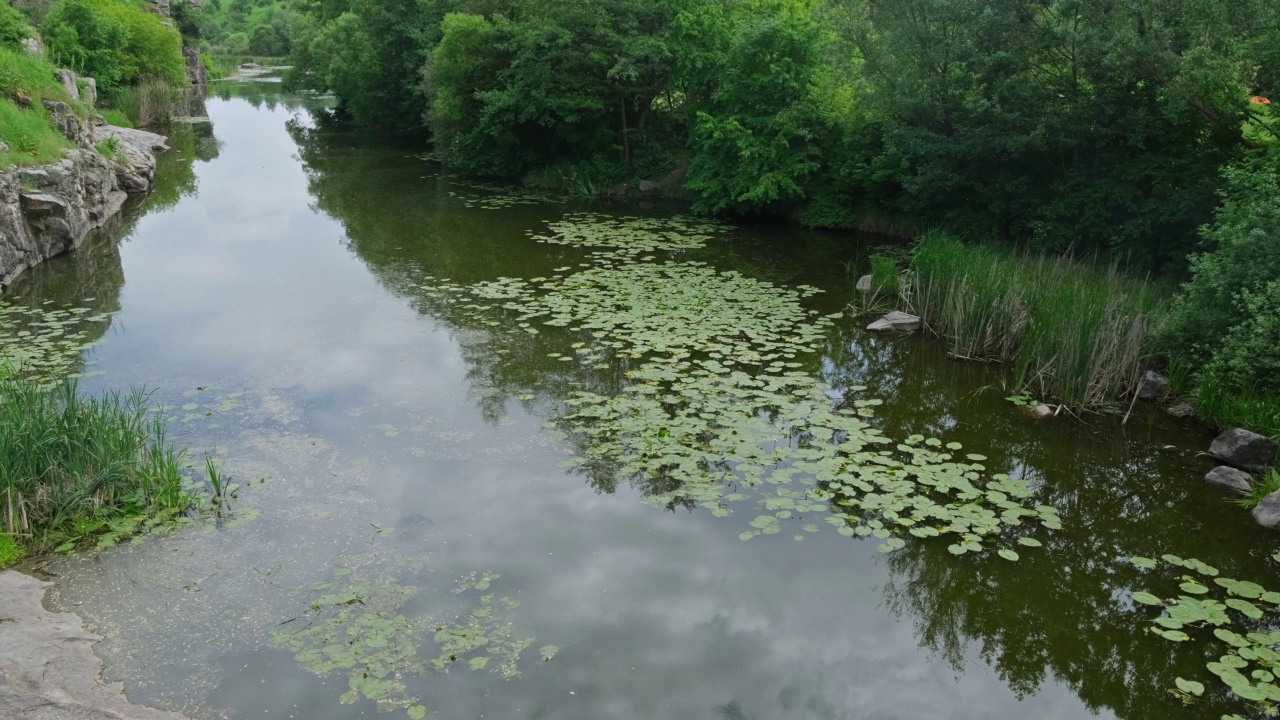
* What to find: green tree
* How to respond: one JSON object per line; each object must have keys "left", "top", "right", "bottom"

{"left": 1, "top": 1, "right": 31, "bottom": 49}
{"left": 42, "top": 0, "right": 185, "bottom": 89}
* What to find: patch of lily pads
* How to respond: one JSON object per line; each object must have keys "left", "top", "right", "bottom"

{"left": 1130, "top": 553, "right": 1280, "bottom": 716}
{"left": 274, "top": 569, "right": 541, "bottom": 718}
{"left": 527, "top": 213, "right": 729, "bottom": 253}
{"left": 419, "top": 214, "right": 1056, "bottom": 559}
{"left": 0, "top": 301, "right": 111, "bottom": 383}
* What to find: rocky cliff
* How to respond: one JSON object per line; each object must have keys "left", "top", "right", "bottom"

{"left": 0, "top": 91, "right": 169, "bottom": 289}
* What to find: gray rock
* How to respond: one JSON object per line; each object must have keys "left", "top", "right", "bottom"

{"left": 0, "top": 571, "right": 191, "bottom": 720}
{"left": 855, "top": 274, "right": 872, "bottom": 292}
{"left": 21, "top": 37, "right": 43, "bottom": 57}
{"left": 57, "top": 69, "right": 81, "bottom": 101}
{"left": 1253, "top": 491, "right": 1280, "bottom": 529}
{"left": 1165, "top": 402, "right": 1195, "bottom": 418}
{"left": 0, "top": 126, "right": 167, "bottom": 287}
{"left": 638, "top": 180, "right": 657, "bottom": 194}
{"left": 1205, "top": 466, "right": 1253, "bottom": 495}
{"left": 1026, "top": 404, "right": 1055, "bottom": 420}
{"left": 0, "top": 141, "right": 7, "bottom": 154}
{"left": 1210, "top": 428, "right": 1280, "bottom": 474}
{"left": 182, "top": 46, "right": 208, "bottom": 117}
{"left": 81, "top": 77, "right": 98, "bottom": 107}
{"left": 1137, "top": 370, "right": 1170, "bottom": 401}
{"left": 867, "top": 310, "right": 921, "bottom": 332}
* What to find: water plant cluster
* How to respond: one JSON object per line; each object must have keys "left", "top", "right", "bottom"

{"left": 432, "top": 214, "right": 1056, "bottom": 557}
{"left": 274, "top": 569, "right": 539, "bottom": 718}
{"left": 1131, "top": 554, "right": 1280, "bottom": 716}
{"left": 0, "top": 301, "right": 111, "bottom": 384}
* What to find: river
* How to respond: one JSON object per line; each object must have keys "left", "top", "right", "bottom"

{"left": 5, "top": 72, "right": 1276, "bottom": 720}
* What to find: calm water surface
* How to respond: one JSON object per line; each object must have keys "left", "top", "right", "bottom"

{"left": 7, "top": 77, "right": 1278, "bottom": 720}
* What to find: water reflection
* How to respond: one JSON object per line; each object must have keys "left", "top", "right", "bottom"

{"left": 10, "top": 78, "right": 1273, "bottom": 720}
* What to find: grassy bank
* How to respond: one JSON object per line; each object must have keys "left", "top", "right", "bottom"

{"left": 0, "top": 46, "right": 86, "bottom": 168}
{"left": 896, "top": 234, "right": 1168, "bottom": 409}
{"left": 204, "top": 53, "right": 289, "bottom": 80}
{"left": 0, "top": 376, "right": 196, "bottom": 565}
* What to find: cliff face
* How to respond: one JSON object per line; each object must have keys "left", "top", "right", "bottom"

{"left": 0, "top": 91, "right": 169, "bottom": 290}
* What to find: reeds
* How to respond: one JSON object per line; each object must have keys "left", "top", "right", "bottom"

{"left": 0, "top": 378, "right": 190, "bottom": 550}
{"left": 1195, "top": 368, "right": 1280, "bottom": 439}
{"left": 907, "top": 233, "right": 1167, "bottom": 408}
{"left": 107, "top": 76, "right": 188, "bottom": 127}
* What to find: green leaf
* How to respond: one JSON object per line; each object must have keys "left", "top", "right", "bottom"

{"left": 1157, "top": 629, "right": 1190, "bottom": 641}
{"left": 407, "top": 706, "right": 426, "bottom": 720}
{"left": 1180, "top": 581, "right": 1210, "bottom": 595}
{"left": 1175, "top": 677, "right": 1205, "bottom": 696}
{"left": 998, "top": 549, "right": 1020, "bottom": 561}
{"left": 1132, "top": 591, "right": 1164, "bottom": 606}
{"left": 1129, "top": 556, "right": 1156, "bottom": 568}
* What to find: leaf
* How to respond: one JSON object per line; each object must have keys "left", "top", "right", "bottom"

{"left": 1180, "top": 581, "right": 1210, "bottom": 595}
{"left": 1018, "top": 537, "right": 1043, "bottom": 548}
{"left": 1157, "top": 629, "right": 1190, "bottom": 642}
{"left": 1226, "top": 598, "right": 1264, "bottom": 619}
{"left": 468, "top": 656, "right": 489, "bottom": 670}
{"left": 407, "top": 706, "right": 427, "bottom": 720}
{"left": 1132, "top": 591, "right": 1164, "bottom": 606}
{"left": 996, "top": 548, "right": 1020, "bottom": 561}
{"left": 1174, "top": 677, "right": 1204, "bottom": 696}
{"left": 539, "top": 645, "right": 559, "bottom": 661}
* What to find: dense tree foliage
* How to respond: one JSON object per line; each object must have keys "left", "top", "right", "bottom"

{"left": 0, "top": 1, "right": 30, "bottom": 49}
{"left": 42, "top": 0, "right": 186, "bottom": 89}
{"left": 286, "top": 0, "right": 1279, "bottom": 265}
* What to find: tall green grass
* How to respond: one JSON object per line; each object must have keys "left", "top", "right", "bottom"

{"left": 0, "top": 378, "right": 192, "bottom": 553}
{"left": 1195, "top": 367, "right": 1280, "bottom": 439}
{"left": 907, "top": 233, "right": 1167, "bottom": 408}
{"left": 106, "top": 76, "right": 188, "bottom": 127}
{"left": 0, "top": 45, "right": 84, "bottom": 167}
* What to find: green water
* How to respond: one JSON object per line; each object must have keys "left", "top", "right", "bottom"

{"left": 7, "top": 76, "right": 1279, "bottom": 720}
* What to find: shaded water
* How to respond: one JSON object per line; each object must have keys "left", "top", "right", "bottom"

{"left": 7, "top": 77, "right": 1279, "bottom": 720}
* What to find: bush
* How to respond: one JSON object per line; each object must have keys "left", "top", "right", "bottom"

{"left": 248, "top": 23, "right": 284, "bottom": 55}
{"left": 0, "top": 98, "right": 74, "bottom": 167}
{"left": 0, "top": 1, "right": 31, "bottom": 49}
{"left": 42, "top": 0, "right": 186, "bottom": 90}
{"left": 223, "top": 30, "right": 249, "bottom": 54}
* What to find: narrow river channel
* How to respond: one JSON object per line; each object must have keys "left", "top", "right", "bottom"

{"left": 7, "top": 72, "right": 1276, "bottom": 720}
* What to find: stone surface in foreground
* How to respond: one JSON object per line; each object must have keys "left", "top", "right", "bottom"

{"left": 1210, "top": 428, "right": 1279, "bottom": 475}
{"left": 0, "top": 570, "right": 189, "bottom": 720}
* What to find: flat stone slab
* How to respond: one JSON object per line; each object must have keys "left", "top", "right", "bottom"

{"left": 1205, "top": 465, "right": 1253, "bottom": 495}
{"left": 0, "top": 570, "right": 190, "bottom": 720}
{"left": 867, "top": 310, "right": 921, "bottom": 332}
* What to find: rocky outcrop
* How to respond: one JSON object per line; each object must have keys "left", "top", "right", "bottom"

{"left": 183, "top": 46, "right": 209, "bottom": 117}
{"left": 0, "top": 571, "right": 191, "bottom": 720}
{"left": 1210, "top": 428, "right": 1280, "bottom": 475}
{"left": 1205, "top": 466, "right": 1253, "bottom": 495}
{"left": 1, "top": 83, "right": 168, "bottom": 289}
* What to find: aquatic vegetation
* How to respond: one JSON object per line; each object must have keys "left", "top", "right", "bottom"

{"left": 0, "top": 301, "right": 111, "bottom": 384}
{"left": 275, "top": 569, "right": 539, "bottom": 717}
{"left": 446, "top": 179, "right": 562, "bottom": 209}
{"left": 0, "top": 378, "right": 194, "bottom": 553}
{"left": 429, "top": 216, "right": 1056, "bottom": 557}
{"left": 1130, "top": 554, "right": 1280, "bottom": 713}
{"left": 528, "top": 213, "right": 729, "bottom": 253}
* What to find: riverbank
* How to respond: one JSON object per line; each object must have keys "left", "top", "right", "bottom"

{"left": 0, "top": 106, "right": 168, "bottom": 289}
{"left": 0, "top": 570, "right": 190, "bottom": 720}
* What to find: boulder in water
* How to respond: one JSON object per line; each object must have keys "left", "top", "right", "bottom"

{"left": 1205, "top": 466, "right": 1252, "bottom": 495}
{"left": 867, "top": 310, "right": 920, "bottom": 332}
{"left": 1210, "top": 428, "right": 1279, "bottom": 474}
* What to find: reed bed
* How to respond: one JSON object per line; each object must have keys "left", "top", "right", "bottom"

{"left": 107, "top": 76, "right": 190, "bottom": 127}
{"left": 906, "top": 233, "right": 1167, "bottom": 408}
{"left": 0, "top": 378, "right": 190, "bottom": 552}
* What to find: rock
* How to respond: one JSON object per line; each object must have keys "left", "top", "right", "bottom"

{"left": 1205, "top": 466, "right": 1253, "bottom": 495}
{"left": 1165, "top": 402, "right": 1195, "bottom": 418}
{"left": 1253, "top": 491, "right": 1280, "bottom": 529}
{"left": 1026, "top": 404, "right": 1055, "bottom": 420}
{"left": 1137, "top": 370, "right": 1170, "bottom": 401}
{"left": 867, "top": 310, "right": 921, "bottom": 332}
{"left": 0, "top": 141, "right": 8, "bottom": 154}
{"left": 1210, "top": 428, "right": 1280, "bottom": 474}
{"left": 856, "top": 274, "right": 873, "bottom": 292}
{"left": 57, "top": 69, "right": 81, "bottom": 101}
{"left": 21, "top": 36, "right": 43, "bottom": 57}
{"left": 0, "top": 571, "right": 191, "bottom": 720}
{"left": 638, "top": 180, "right": 657, "bottom": 194}
{"left": 81, "top": 77, "right": 98, "bottom": 107}
{"left": 0, "top": 126, "right": 166, "bottom": 287}
{"left": 240, "top": 62, "right": 261, "bottom": 69}
{"left": 182, "top": 46, "right": 209, "bottom": 116}
{"left": 41, "top": 99, "right": 93, "bottom": 146}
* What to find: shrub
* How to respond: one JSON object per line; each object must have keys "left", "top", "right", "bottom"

{"left": 107, "top": 75, "right": 183, "bottom": 126}
{"left": 42, "top": 0, "right": 186, "bottom": 90}
{"left": 0, "top": 1, "right": 30, "bottom": 49}
{"left": 223, "top": 30, "right": 249, "bottom": 55}
{"left": 0, "top": 98, "right": 74, "bottom": 167}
